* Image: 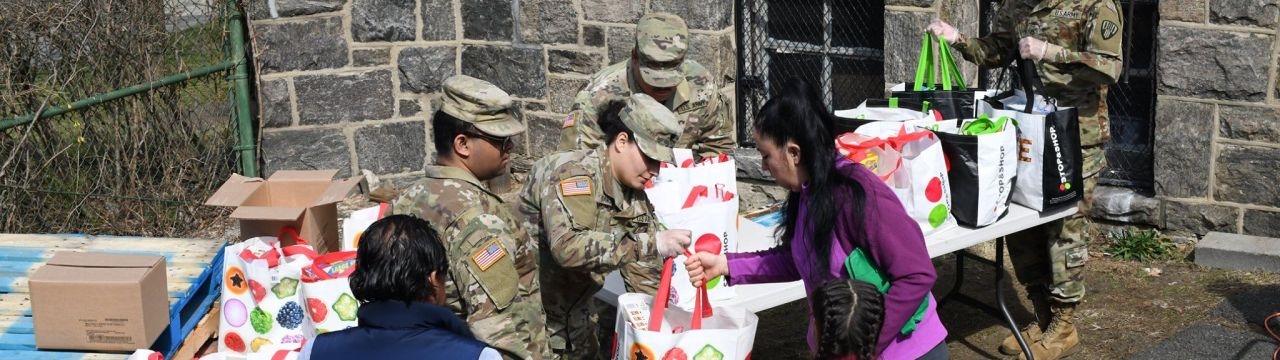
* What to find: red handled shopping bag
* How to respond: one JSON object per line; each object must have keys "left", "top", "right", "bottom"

{"left": 299, "top": 251, "right": 359, "bottom": 336}
{"left": 219, "top": 228, "right": 318, "bottom": 354}
{"left": 852, "top": 122, "right": 957, "bottom": 235}
{"left": 645, "top": 149, "right": 738, "bottom": 309}
{"left": 612, "top": 258, "right": 758, "bottom": 360}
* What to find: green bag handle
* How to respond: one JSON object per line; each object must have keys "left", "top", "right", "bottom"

{"left": 843, "top": 248, "right": 930, "bottom": 335}
{"left": 913, "top": 34, "right": 934, "bottom": 91}
{"left": 961, "top": 114, "right": 1012, "bottom": 135}
{"left": 938, "top": 37, "right": 968, "bottom": 90}
{"left": 912, "top": 33, "right": 968, "bottom": 91}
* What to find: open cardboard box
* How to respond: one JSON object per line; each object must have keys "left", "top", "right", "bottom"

{"left": 205, "top": 170, "right": 362, "bottom": 253}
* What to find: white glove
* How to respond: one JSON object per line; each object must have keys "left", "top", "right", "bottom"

{"left": 927, "top": 19, "right": 961, "bottom": 43}
{"left": 656, "top": 229, "right": 692, "bottom": 257}
{"left": 1019, "top": 36, "right": 1063, "bottom": 61}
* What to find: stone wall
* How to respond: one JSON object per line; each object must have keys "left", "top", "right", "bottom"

{"left": 884, "top": 0, "right": 982, "bottom": 90}
{"left": 246, "top": 0, "right": 736, "bottom": 191}
{"left": 1152, "top": 0, "right": 1280, "bottom": 238}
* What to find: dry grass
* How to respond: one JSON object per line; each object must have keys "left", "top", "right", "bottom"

{"left": 1, "top": 0, "right": 238, "bottom": 237}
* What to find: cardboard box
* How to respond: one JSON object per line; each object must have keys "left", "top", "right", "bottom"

{"left": 205, "top": 170, "right": 362, "bottom": 253}
{"left": 30, "top": 252, "right": 168, "bottom": 351}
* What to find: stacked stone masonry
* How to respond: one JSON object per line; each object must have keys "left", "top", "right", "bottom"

{"left": 249, "top": 0, "right": 736, "bottom": 191}
{"left": 250, "top": 0, "right": 1280, "bottom": 239}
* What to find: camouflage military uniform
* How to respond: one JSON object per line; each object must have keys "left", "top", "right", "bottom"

{"left": 523, "top": 94, "right": 681, "bottom": 359}
{"left": 393, "top": 167, "right": 548, "bottom": 359}
{"left": 558, "top": 12, "right": 734, "bottom": 297}
{"left": 953, "top": 0, "right": 1124, "bottom": 304}
{"left": 559, "top": 60, "right": 734, "bottom": 160}
{"left": 391, "top": 75, "right": 549, "bottom": 359}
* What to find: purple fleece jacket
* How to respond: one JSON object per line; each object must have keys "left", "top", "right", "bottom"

{"left": 726, "top": 158, "right": 947, "bottom": 359}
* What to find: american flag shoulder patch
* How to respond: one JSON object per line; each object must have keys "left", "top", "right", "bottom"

{"left": 471, "top": 239, "right": 508, "bottom": 271}
{"left": 562, "top": 113, "right": 576, "bottom": 128}
{"left": 559, "top": 176, "right": 592, "bottom": 197}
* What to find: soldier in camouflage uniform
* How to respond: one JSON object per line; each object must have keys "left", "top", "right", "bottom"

{"left": 559, "top": 11, "right": 736, "bottom": 304}
{"left": 523, "top": 94, "right": 693, "bottom": 359}
{"left": 931, "top": 1, "right": 1124, "bottom": 358}
{"left": 392, "top": 75, "right": 549, "bottom": 359}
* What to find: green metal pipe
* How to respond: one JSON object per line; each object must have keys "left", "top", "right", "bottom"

{"left": 228, "top": 0, "right": 258, "bottom": 177}
{"left": 0, "top": 60, "right": 236, "bottom": 131}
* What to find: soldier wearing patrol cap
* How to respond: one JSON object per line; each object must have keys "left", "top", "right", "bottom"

{"left": 559, "top": 12, "right": 734, "bottom": 161}
{"left": 930, "top": 1, "right": 1125, "bottom": 358}
{"left": 521, "top": 94, "right": 694, "bottom": 359}
{"left": 392, "top": 75, "right": 550, "bottom": 359}
{"left": 559, "top": 10, "right": 736, "bottom": 305}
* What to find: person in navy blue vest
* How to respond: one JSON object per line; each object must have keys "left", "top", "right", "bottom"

{"left": 299, "top": 215, "right": 504, "bottom": 360}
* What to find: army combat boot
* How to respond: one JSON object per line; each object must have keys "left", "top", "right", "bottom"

{"left": 1000, "top": 288, "right": 1052, "bottom": 355}
{"left": 1018, "top": 303, "right": 1081, "bottom": 360}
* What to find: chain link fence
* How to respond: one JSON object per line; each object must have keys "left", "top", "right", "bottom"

{"left": 737, "top": 0, "right": 885, "bottom": 147}
{"left": 0, "top": 0, "right": 240, "bottom": 236}
{"left": 1099, "top": 0, "right": 1157, "bottom": 194}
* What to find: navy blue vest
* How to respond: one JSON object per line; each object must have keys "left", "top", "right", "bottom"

{"left": 310, "top": 301, "right": 486, "bottom": 360}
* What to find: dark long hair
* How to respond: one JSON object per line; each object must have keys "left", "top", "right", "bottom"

{"left": 813, "top": 278, "right": 885, "bottom": 360}
{"left": 753, "top": 78, "right": 866, "bottom": 277}
{"left": 349, "top": 214, "right": 450, "bottom": 304}
{"left": 597, "top": 100, "right": 632, "bottom": 145}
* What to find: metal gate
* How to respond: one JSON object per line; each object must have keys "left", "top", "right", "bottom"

{"left": 736, "top": 0, "right": 885, "bottom": 147}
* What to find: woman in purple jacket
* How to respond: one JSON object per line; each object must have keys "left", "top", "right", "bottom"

{"left": 685, "top": 79, "right": 948, "bottom": 359}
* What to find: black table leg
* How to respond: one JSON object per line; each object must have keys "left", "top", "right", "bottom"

{"left": 995, "top": 236, "right": 1034, "bottom": 360}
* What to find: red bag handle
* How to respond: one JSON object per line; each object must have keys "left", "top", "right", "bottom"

{"left": 681, "top": 186, "right": 709, "bottom": 209}
{"left": 302, "top": 251, "right": 358, "bottom": 282}
{"left": 238, "top": 226, "right": 309, "bottom": 267}
{"left": 278, "top": 227, "right": 320, "bottom": 260}
{"left": 238, "top": 246, "right": 281, "bottom": 268}
{"left": 648, "top": 257, "right": 712, "bottom": 332}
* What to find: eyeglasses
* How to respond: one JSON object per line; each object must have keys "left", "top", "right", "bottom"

{"left": 465, "top": 131, "right": 515, "bottom": 151}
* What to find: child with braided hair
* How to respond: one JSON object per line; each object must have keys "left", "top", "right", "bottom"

{"left": 813, "top": 278, "right": 885, "bottom": 360}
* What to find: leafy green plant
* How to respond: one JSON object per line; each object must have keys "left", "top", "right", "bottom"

{"left": 1105, "top": 228, "right": 1175, "bottom": 262}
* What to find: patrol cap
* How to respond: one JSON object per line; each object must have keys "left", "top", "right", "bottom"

{"left": 440, "top": 75, "right": 526, "bottom": 137}
{"left": 635, "top": 12, "right": 689, "bottom": 88}
{"left": 620, "top": 93, "right": 680, "bottom": 164}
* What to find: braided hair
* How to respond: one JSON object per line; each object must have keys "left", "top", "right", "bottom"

{"left": 813, "top": 278, "right": 885, "bottom": 360}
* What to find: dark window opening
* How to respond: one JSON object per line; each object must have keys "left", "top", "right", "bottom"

{"left": 736, "top": 0, "right": 886, "bottom": 147}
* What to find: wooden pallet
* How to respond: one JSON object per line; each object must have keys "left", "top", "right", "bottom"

{"left": 0, "top": 234, "right": 224, "bottom": 359}
{"left": 172, "top": 304, "right": 220, "bottom": 360}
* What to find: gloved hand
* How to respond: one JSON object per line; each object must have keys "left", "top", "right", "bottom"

{"left": 656, "top": 229, "right": 692, "bottom": 257}
{"left": 1019, "top": 36, "right": 1063, "bottom": 61}
{"left": 684, "top": 252, "right": 728, "bottom": 287}
{"left": 927, "top": 19, "right": 961, "bottom": 43}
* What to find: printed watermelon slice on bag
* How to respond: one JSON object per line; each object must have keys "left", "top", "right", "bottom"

{"left": 249, "top": 280, "right": 267, "bottom": 303}
{"left": 307, "top": 298, "right": 328, "bottom": 323}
